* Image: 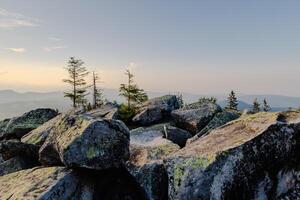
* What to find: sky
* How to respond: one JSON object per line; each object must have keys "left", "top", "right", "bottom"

{"left": 0, "top": 0, "right": 300, "bottom": 96}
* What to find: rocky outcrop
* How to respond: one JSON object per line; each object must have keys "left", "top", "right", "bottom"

{"left": 0, "top": 167, "right": 86, "bottom": 199}
{"left": 39, "top": 112, "right": 130, "bottom": 170}
{"left": 127, "top": 161, "right": 168, "bottom": 200}
{"left": 165, "top": 111, "right": 300, "bottom": 200}
{"left": 164, "top": 125, "right": 192, "bottom": 148}
{"left": 171, "top": 101, "right": 222, "bottom": 134}
{"left": 188, "top": 110, "right": 241, "bottom": 143}
{"left": 0, "top": 139, "right": 39, "bottom": 161}
{"left": 133, "top": 95, "right": 181, "bottom": 125}
{"left": 0, "top": 156, "right": 39, "bottom": 176}
{"left": 130, "top": 123, "right": 191, "bottom": 148}
{"left": 0, "top": 166, "right": 148, "bottom": 200}
{"left": 128, "top": 138, "right": 179, "bottom": 200}
{"left": 21, "top": 114, "right": 61, "bottom": 146}
{"left": 0, "top": 108, "right": 58, "bottom": 140}
{"left": 87, "top": 102, "right": 119, "bottom": 120}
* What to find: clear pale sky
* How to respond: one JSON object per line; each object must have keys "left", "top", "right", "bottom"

{"left": 0, "top": 0, "right": 300, "bottom": 96}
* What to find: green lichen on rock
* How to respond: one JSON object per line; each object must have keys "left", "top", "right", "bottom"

{"left": 0, "top": 108, "right": 58, "bottom": 140}
{"left": 86, "top": 146, "right": 96, "bottom": 159}
{"left": 172, "top": 156, "right": 216, "bottom": 191}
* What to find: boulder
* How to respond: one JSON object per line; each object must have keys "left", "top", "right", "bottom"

{"left": 133, "top": 95, "right": 181, "bottom": 125}
{"left": 21, "top": 114, "right": 61, "bottom": 146}
{"left": 171, "top": 101, "right": 222, "bottom": 134}
{"left": 0, "top": 140, "right": 39, "bottom": 161}
{"left": 39, "top": 112, "right": 130, "bottom": 170}
{"left": 130, "top": 124, "right": 168, "bottom": 145}
{"left": 127, "top": 137, "right": 179, "bottom": 200}
{"left": 165, "top": 111, "right": 300, "bottom": 200}
{"left": 0, "top": 156, "right": 39, "bottom": 176}
{"left": 164, "top": 125, "right": 192, "bottom": 148}
{"left": 127, "top": 161, "right": 168, "bottom": 200}
{"left": 0, "top": 108, "right": 58, "bottom": 140}
{"left": 130, "top": 123, "right": 190, "bottom": 148}
{"left": 86, "top": 102, "right": 118, "bottom": 120}
{"left": 0, "top": 166, "right": 148, "bottom": 199}
{"left": 0, "top": 167, "right": 88, "bottom": 199}
{"left": 188, "top": 110, "right": 241, "bottom": 143}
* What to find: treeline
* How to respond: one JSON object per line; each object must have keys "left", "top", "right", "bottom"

{"left": 62, "top": 57, "right": 272, "bottom": 117}
{"left": 198, "top": 90, "right": 271, "bottom": 113}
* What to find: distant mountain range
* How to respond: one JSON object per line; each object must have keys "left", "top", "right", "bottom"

{"left": 0, "top": 89, "right": 299, "bottom": 120}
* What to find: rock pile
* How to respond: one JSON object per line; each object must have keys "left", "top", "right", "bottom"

{"left": 0, "top": 97, "right": 299, "bottom": 200}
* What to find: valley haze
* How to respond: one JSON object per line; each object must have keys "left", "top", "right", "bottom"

{"left": 0, "top": 89, "right": 299, "bottom": 120}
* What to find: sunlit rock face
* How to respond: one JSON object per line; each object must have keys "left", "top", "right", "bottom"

{"left": 165, "top": 111, "right": 300, "bottom": 200}
{"left": 39, "top": 112, "right": 130, "bottom": 170}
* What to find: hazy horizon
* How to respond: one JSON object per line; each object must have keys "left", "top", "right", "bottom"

{"left": 1, "top": 1, "right": 300, "bottom": 96}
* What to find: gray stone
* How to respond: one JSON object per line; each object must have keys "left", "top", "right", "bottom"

{"left": 0, "top": 156, "right": 39, "bottom": 176}
{"left": 171, "top": 101, "right": 222, "bottom": 134}
{"left": 133, "top": 95, "right": 181, "bottom": 125}
{"left": 39, "top": 112, "right": 130, "bottom": 170}
{"left": 188, "top": 110, "right": 241, "bottom": 143}
{"left": 0, "top": 139, "right": 39, "bottom": 161}
{"left": 165, "top": 111, "right": 300, "bottom": 200}
{"left": 0, "top": 108, "right": 58, "bottom": 140}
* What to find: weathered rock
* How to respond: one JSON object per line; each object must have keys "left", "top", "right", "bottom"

{"left": 0, "top": 156, "right": 39, "bottom": 176}
{"left": 0, "top": 166, "right": 148, "bottom": 200}
{"left": 164, "top": 125, "right": 192, "bottom": 148}
{"left": 165, "top": 111, "right": 300, "bottom": 200}
{"left": 133, "top": 95, "right": 181, "bottom": 125}
{"left": 39, "top": 112, "right": 130, "bottom": 170}
{"left": 87, "top": 102, "right": 119, "bottom": 120}
{"left": 127, "top": 137, "right": 179, "bottom": 200}
{"left": 0, "top": 139, "right": 39, "bottom": 161}
{"left": 188, "top": 110, "right": 241, "bottom": 143}
{"left": 0, "top": 167, "right": 88, "bottom": 199}
{"left": 0, "top": 118, "right": 10, "bottom": 134}
{"left": 171, "top": 101, "right": 222, "bottom": 134}
{"left": 130, "top": 125, "right": 166, "bottom": 145}
{"left": 127, "top": 161, "right": 168, "bottom": 200}
{"left": 0, "top": 108, "right": 58, "bottom": 140}
{"left": 21, "top": 114, "right": 61, "bottom": 146}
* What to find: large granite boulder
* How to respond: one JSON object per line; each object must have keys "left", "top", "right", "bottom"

{"left": 130, "top": 123, "right": 169, "bottom": 145}
{"left": 127, "top": 140, "right": 179, "bottom": 200}
{"left": 130, "top": 123, "right": 191, "bottom": 148}
{"left": 164, "top": 125, "right": 192, "bottom": 148}
{"left": 0, "top": 166, "right": 148, "bottom": 199}
{"left": 0, "top": 108, "right": 58, "bottom": 140}
{"left": 21, "top": 114, "right": 62, "bottom": 146}
{"left": 171, "top": 101, "right": 222, "bottom": 134}
{"left": 133, "top": 95, "right": 181, "bottom": 125}
{"left": 128, "top": 124, "right": 180, "bottom": 200}
{"left": 188, "top": 110, "right": 241, "bottom": 143}
{"left": 0, "top": 140, "right": 39, "bottom": 161}
{"left": 165, "top": 111, "right": 300, "bottom": 200}
{"left": 0, "top": 156, "right": 39, "bottom": 176}
{"left": 39, "top": 112, "right": 130, "bottom": 170}
{"left": 87, "top": 102, "right": 119, "bottom": 120}
{"left": 0, "top": 167, "right": 89, "bottom": 199}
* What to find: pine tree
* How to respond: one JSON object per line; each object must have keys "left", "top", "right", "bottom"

{"left": 119, "top": 69, "right": 148, "bottom": 109}
{"left": 92, "top": 71, "right": 105, "bottom": 109}
{"left": 63, "top": 57, "right": 89, "bottom": 108}
{"left": 263, "top": 98, "right": 271, "bottom": 112}
{"left": 199, "top": 97, "right": 217, "bottom": 104}
{"left": 226, "top": 90, "right": 238, "bottom": 111}
{"left": 252, "top": 98, "right": 261, "bottom": 113}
